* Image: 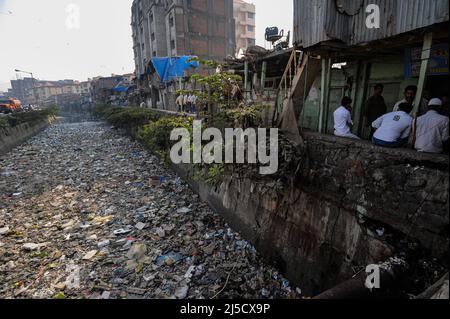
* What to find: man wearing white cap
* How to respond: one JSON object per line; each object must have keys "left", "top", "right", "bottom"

{"left": 414, "top": 98, "right": 449, "bottom": 154}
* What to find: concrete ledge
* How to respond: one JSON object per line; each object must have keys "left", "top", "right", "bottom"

{"left": 303, "top": 131, "right": 449, "bottom": 168}
{"left": 0, "top": 118, "right": 51, "bottom": 155}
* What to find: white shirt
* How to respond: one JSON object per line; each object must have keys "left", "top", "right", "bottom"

{"left": 372, "top": 111, "right": 413, "bottom": 142}
{"left": 415, "top": 110, "right": 449, "bottom": 153}
{"left": 333, "top": 106, "right": 353, "bottom": 136}
{"left": 393, "top": 98, "right": 427, "bottom": 114}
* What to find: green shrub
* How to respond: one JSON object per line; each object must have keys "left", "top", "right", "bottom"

{"left": 92, "top": 104, "right": 162, "bottom": 130}
{"left": 137, "top": 116, "right": 194, "bottom": 159}
{"left": 4, "top": 108, "right": 58, "bottom": 128}
{"left": 193, "top": 163, "right": 225, "bottom": 186}
{"left": 0, "top": 117, "right": 8, "bottom": 129}
{"left": 214, "top": 103, "right": 267, "bottom": 129}
{"left": 106, "top": 107, "right": 160, "bottom": 129}
{"left": 92, "top": 104, "right": 123, "bottom": 119}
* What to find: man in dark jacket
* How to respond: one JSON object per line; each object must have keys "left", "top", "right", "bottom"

{"left": 364, "top": 84, "right": 387, "bottom": 139}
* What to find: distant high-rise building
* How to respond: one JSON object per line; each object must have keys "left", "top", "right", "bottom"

{"left": 10, "top": 78, "right": 36, "bottom": 104}
{"left": 233, "top": 0, "right": 256, "bottom": 54}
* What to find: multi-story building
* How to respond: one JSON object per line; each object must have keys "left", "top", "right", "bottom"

{"left": 233, "top": 0, "right": 256, "bottom": 54}
{"left": 131, "top": 0, "right": 236, "bottom": 109}
{"left": 81, "top": 81, "right": 92, "bottom": 95}
{"left": 10, "top": 78, "right": 36, "bottom": 104}
{"left": 61, "top": 83, "right": 82, "bottom": 95}
{"left": 32, "top": 85, "right": 62, "bottom": 103}
{"left": 131, "top": 0, "right": 236, "bottom": 78}
{"left": 91, "top": 74, "right": 134, "bottom": 105}
{"left": 26, "top": 81, "right": 86, "bottom": 106}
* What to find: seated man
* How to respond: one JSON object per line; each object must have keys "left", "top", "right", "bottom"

{"left": 414, "top": 98, "right": 449, "bottom": 154}
{"left": 372, "top": 102, "right": 413, "bottom": 148}
{"left": 333, "top": 97, "right": 360, "bottom": 139}
{"left": 393, "top": 85, "right": 427, "bottom": 115}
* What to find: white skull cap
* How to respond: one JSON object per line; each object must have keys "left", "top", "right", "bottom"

{"left": 428, "top": 98, "right": 442, "bottom": 106}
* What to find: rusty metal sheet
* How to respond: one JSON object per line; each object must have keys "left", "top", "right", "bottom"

{"left": 294, "top": 0, "right": 449, "bottom": 48}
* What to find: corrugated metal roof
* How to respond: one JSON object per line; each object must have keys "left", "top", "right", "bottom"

{"left": 294, "top": 0, "right": 449, "bottom": 48}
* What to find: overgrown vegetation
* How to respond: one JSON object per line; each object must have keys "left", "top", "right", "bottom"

{"left": 91, "top": 58, "right": 276, "bottom": 186}
{"left": 92, "top": 104, "right": 161, "bottom": 130}
{"left": 193, "top": 163, "right": 225, "bottom": 186}
{"left": 0, "top": 107, "right": 58, "bottom": 129}
{"left": 137, "top": 116, "right": 194, "bottom": 162}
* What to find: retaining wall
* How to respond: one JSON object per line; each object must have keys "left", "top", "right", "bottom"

{"left": 0, "top": 118, "right": 51, "bottom": 155}
{"left": 170, "top": 132, "right": 449, "bottom": 295}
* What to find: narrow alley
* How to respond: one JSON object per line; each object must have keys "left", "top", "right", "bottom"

{"left": 0, "top": 120, "right": 301, "bottom": 299}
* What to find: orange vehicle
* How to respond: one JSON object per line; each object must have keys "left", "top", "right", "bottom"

{"left": 0, "top": 98, "right": 22, "bottom": 114}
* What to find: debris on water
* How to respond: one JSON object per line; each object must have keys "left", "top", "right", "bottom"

{"left": 0, "top": 121, "right": 302, "bottom": 299}
{"left": 156, "top": 251, "right": 185, "bottom": 266}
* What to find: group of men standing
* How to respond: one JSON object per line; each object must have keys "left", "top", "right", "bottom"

{"left": 176, "top": 92, "right": 197, "bottom": 114}
{"left": 333, "top": 84, "right": 449, "bottom": 154}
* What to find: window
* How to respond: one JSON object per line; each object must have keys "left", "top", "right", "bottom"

{"left": 149, "top": 13, "right": 154, "bottom": 23}
{"left": 169, "top": 14, "right": 174, "bottom": 27}
{"left": 153, "top": 51, "right": 157, "bottom": 57}
{"left": 247, "top": 25, "right": 255, "bottom": 32}
{"left": 247, "top": 38, "right": 255, "bottom": 46}
{"left": 248, "top": 12, "right": 255, "bottom": 19}
{"left": 151, "top": 33, "right": 155, "bottom": 41}
{"left": 171, "top": 40, "right": 176, "bottom": 50}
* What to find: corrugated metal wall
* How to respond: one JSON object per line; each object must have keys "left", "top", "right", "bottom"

{"left": 294, "top": 0, "right": 449, "bottom": 48}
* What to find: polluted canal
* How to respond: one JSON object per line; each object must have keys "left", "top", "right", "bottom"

{"left": 0, "top": 120, "right": 302, "bottom": 299}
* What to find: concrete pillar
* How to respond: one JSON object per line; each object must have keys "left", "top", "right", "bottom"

{"left": 244, "top": 61, "right": 249, "bottom": 99}
{"left": 414, "top": 32, "right": 433, "bottom": 114}
{"left": 318, "top": 58, "right": 332, "bottom": 133}
{"left": 261, "top": 61, "right": 267, "bottom": 94}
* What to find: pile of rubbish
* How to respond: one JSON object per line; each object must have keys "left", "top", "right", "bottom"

{"left": 0, "top": 121, "right": 303, "bottom": 299}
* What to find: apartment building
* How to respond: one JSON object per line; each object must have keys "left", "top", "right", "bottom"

{"left": 233, "top": 0, "right": 256, "bottom": 54}
{"left": 131, "top": 0, "right": 236, "bottom": 78}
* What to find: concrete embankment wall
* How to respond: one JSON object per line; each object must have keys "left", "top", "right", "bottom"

{"left": 0, "top": 118, "right": 51, "bottom": 155}
{"left": 123, "top": 118, "right": 448, "bottom": 296}
{"left": 169, "top": 132, "right": 449, "bottom": 295}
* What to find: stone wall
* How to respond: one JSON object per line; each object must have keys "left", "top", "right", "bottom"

{"left": 0, "top": 118, "right": 51, "bottom": 155}
{"left": 171, "top": 132, "right": 449, "bottom": 295}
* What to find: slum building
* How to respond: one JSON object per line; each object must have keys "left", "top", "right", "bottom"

{"left": 210, "top": 0, "right": 449, "bottom": 296}
{"left": 290, "top": 0, "right": 449, "bottom": 138}
{"left": 131, "top": 0, "right": 236, "bottom": 110}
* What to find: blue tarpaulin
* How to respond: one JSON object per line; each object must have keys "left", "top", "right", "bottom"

{"left": 151, "top": 56, "right": 200, "bottom": 83}
{"left": 113, "top": 86, "right": 130, "bottom": 93}
{"left": 113, "top": 85, "right": 136, "bottom": 93}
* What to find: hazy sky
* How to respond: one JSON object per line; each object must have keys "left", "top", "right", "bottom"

{"left": 0, "top": 0, "right": 293, "bottom": 91}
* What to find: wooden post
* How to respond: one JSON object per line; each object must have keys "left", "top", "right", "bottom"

{"left": 244, "top": 61, "right": 249, "bottom": 99}
{"left": 414, "top": 32, "right": 433, "bottom": 114}
{"left": 261, "top": 61, "right": 267, "bottom": 95}
{"left": 318, "top": 58, "right": 327, "bottom": 133}
{"left": 253, "top": 72, "right": 258, "bottom": 91}
{"left": 319, "top": 58, "right": 332, "bottom": 133}
{"left": 352, "top": 61, "right": 371, "bottom": 137}
{"left": 324, "top": 58, "right": 333, "bottom": 132}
